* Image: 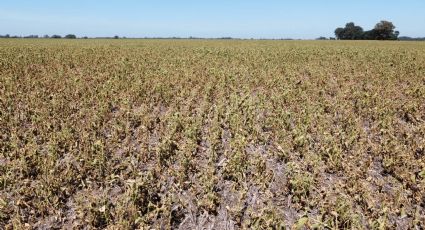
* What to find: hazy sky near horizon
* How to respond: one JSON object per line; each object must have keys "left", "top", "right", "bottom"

{"left": 1, "top": 0, "right": 424, "bottom": 39}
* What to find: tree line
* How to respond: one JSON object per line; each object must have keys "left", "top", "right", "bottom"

{"left": 1, "top": 21, "right": 424, "bottom": 41}
{"left": 0, "top": 34, "right": 121, "bottom": 39}
{"left": 334, "top": 20, "right": 399, "bottom": 40}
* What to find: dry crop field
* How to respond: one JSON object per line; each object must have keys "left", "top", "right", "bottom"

{"left": 0, "top": 39, "right": 424, "bottom": 229}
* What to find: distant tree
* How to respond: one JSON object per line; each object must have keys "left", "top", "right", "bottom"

{"left": 316, "top": 36, "right": 328, "bottom": 40}
{"left": 43, "top": 35, "right": 50, "bottom": 39}
{"left": 398, "top": 36, "right": 425, "bottom": 41}
{"left": 335, "top": 20, "right": 399, "bottom": 40}
{"left": 24, "top": 35, "right": 39, "bottom": 38}
{"left": 347, "top": 22, "right": 365, "bottom": 39}
{"left": 334, "top": 28, "right": 344, "bottom": 39}
{"left": 51, "top": 35, "right": 62, "bottom": 39}
{"left": 114, "top": 35, "right": 119, "bottom": 39}
{"left": 393, "top": 31, "right": 400, "bottom": 40}
{"left": 362, "top": 29, "right": 378, "bottom": 40}
{"left": 65, "top": 34, "right": 77, "bottom": 39}
{"left": 335, "top": 22, "right": 364, "bottom": 40}
{"left": 373, "top": 21, "right": 397, "bottom": 40}
{"left": 82, "top": 36, "right": 89, "bottom": 39}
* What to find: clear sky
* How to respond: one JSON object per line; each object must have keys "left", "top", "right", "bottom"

{"left": 1, "top": 0, "right": 424, "bottom": 39}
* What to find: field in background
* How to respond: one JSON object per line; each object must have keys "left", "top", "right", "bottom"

{"left": 0, "top": 39, "right": 424, "bottom": 229}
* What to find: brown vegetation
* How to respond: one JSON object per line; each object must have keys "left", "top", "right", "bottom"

{"left": 0, "top": 39, "right": 424, "bottom": 229}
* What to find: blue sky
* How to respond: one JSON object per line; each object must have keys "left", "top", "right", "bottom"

{"left": 0, "top": 0, "right": 424, "bottom": 39}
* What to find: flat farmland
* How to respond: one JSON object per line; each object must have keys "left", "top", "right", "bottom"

{"left": 0, "top": 39, "right": 424, "bottom": 229}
